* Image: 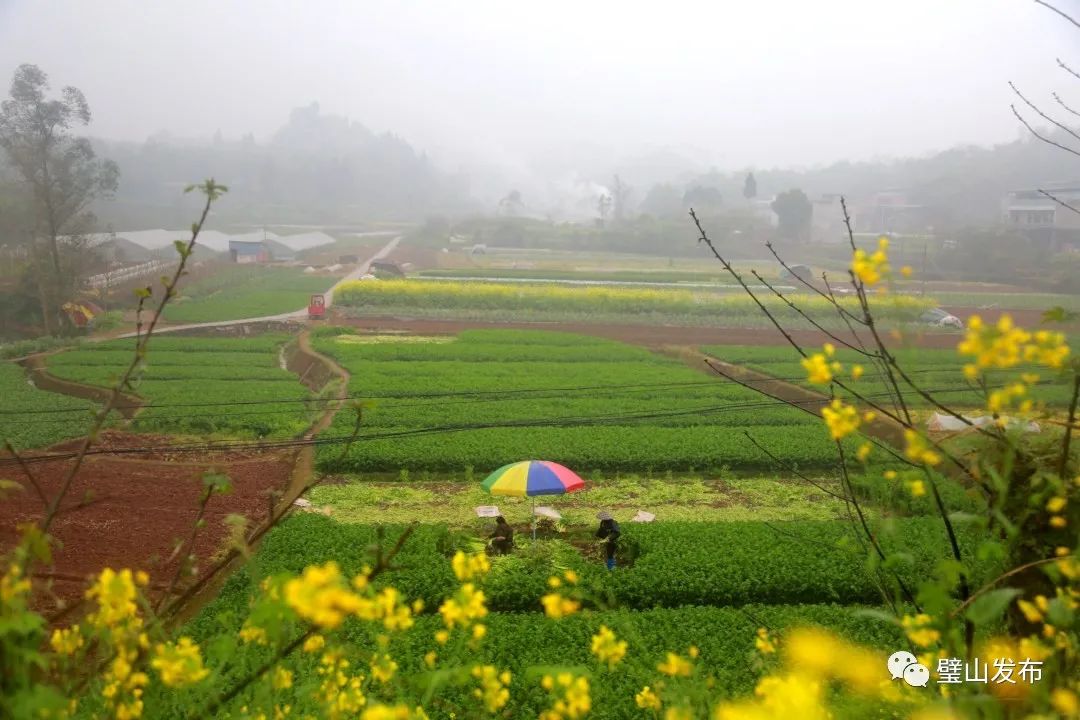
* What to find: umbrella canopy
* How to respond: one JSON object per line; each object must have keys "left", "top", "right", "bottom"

{"left": 482, "top": 461, "right": 585, "bottom": 497}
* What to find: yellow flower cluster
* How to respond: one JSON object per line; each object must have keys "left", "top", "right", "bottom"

{"left": 471, "top": 665, "right": 511, "bottom": 712}
{"left": 715, "top": 672, "right": 828, "bottom": 720}
{"left": 272, "top": 666, "right": 293, "bottom": 690}
{"left": 540, "top": 673, "right": 591, "bottom": 720}
{"left": 285, "top": 562, "right": 369, "bottom": 630}
{"left": 851, "top": 237, "right": 890, "bottom": 286}
{"left": 316, "top": 649, "right": 367, "bottom": 719}
{"left": 590, "top": 625, "right": 628, "bottom": 668}
{"left": 439, "top": 583, "right": 488, "bottom": 629}
{"left": 801, "top": 343, "right": 842, "bottom": 385}
{"left": 904, "top": 429, "right": 942, "bottom": 466}
{"left": 958, "top": 315, "right": 1070, "bottom": 379}
{"left": 357, "top": 587, "right": 416, "bottom": 632}
{"left": 657, "top": 651, "right": 694, "bottom": 677}
{"left": 1, "top": 562, "right": 30, "bottom": 605}
{"left": 635, "top": 685, "right": 662, "bottom": 710}
{"left": 50, "top": 625, "right": 84, "bottom": 656}
{"left": 901, "top": 614, "right": 941, "bottom": 648}
{"left": 822, "top": 399, "right": 860, "bottom": 441}
{"left": 84, "top": 568, "right": 154, "bottom": 719}
{"left": 541, "top": 592, "right": 581, "bottom": 619}
{"left": 451, "top": 550, "right": 491, "bottom": 582}
{"left": 782, "top": 627, "right": 884, "bottom": 695}
{"left": 150, "top": 637, "right": 210, "bottom": 687}
{"left": 754, "top": 628, "right": 776, "bottom": 655}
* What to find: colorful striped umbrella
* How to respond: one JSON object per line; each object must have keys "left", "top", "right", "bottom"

{"left": 481, "top": 461, "right": 585, "bottom": 542}
{"left": 482, "top": 460, "right": 585, "bottom": 497}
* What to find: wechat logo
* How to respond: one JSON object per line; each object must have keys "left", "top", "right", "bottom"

{"left": 888, "top": 650, "right": 930, "bottom": 687}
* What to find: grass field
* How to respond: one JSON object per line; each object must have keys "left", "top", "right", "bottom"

{"left": 44, "top": 335, "right": 315, "bottom": 438}
{"left": 310, "top": 328, "right": 874, "bottom": 475}
{"left": 162, "top": 265, "right": 339, "bottom": 323}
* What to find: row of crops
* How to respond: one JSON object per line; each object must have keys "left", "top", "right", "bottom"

{"left": 333, "top": 278, "right": 936, "bottom": 328}
{"left": 42, "top": 335, "right": 315, "bottom": 439}
{"left": 311, "top": 329, "right": 869, "bottom": 474}
{"left": 704, "top": 344, "right": 1080, "bottom": 409}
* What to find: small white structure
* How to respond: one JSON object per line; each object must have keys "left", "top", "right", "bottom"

{"left": 475, "top": 506, "right": 501, "bottom": 518}
{"left": 533, "top": 506, "right": 562, "bottom": 520}
{"left": 632, "top": 510, "right": 656, "bottom": 523}
{"left": 927, "top": 412, "right": 1040, "bottom": 433}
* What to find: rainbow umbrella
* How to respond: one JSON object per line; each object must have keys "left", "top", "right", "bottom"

{"left": 482, "top": 461, "right": 585, "bottom": 541}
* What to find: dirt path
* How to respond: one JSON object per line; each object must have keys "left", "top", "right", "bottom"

{"left": 671, "top": 345, "right": 910, "bottom": 447}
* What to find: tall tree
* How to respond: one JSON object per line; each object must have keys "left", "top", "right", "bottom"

{"left": 771, "top": 188, "right": 813, "bottom": 242}
{"left": 743, "top": 171, "right": 757, "bottom": 200}
{"left": 0, "top": 64, "right": 118, "bottom": 333}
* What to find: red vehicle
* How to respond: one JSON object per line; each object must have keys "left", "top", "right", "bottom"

{"left": 308, "top": 293, "right": 326, "bottom": 319}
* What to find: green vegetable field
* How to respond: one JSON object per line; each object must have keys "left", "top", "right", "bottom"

{"left": 311, "top": 329, "right": 862, "bottom": 474}
{"left": 44, "top": 335, "right": 315, "bottom": 438}
{"left": 0, "top": 362, "right": 99, "bottom": 450}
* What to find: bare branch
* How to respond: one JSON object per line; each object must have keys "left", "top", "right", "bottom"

{"left": 1035, "top": 0, "right": 1080, "bottom": 30}
{"left": 1052, "top": 91, "right": 1080, "bottom": 118}
{"left": 1039, "top": 188, "right": 1080, "bottom": 217}
{"left": 1011, "top": 104, "right": 1080, "bottom": 159}
{"left": 749, "top": 269, "right": 871, "bottom": 355}
{"left": 1058, "top": 58, "right": 1080, "bottom": 82}
{"left": 1010, "top": 81, "right": 1080, "bottom": 146}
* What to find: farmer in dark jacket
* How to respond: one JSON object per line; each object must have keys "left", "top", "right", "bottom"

{"left": 596, "top": 511, "right": 621, "bottom": 570}
{"left": 490, "top": 516, "right": 514, "bottom": 555}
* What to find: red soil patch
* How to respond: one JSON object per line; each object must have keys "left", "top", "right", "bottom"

{"left": 0, "top": 431, "right": 297, "bottom": 616}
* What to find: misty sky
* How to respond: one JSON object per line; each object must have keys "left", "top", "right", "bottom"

{"left": 0, "top": 0, "right": 1077, "bottom": 179}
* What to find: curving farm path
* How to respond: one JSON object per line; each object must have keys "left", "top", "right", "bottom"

{"left": 115, "top": 234, "right": 401, "bottom": 338}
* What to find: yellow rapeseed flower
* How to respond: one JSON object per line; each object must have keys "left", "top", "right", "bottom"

{"left": 903, "top": 430, "right": 941, "bottom": 466}
{"left": 541, "top": 592, "right": 580, "bottom": 619}
{"left": 1047, "top": 496, "right": 1067, "bottom": 513}
{"left": 755, "top": 628, "right": 776, "bottom": 655}
{"left": 906, "top": 479, "right": 926, "bottom": 498}
{"left": 451, "top": 551, "right": 491, "bottom": 582}
{"left": 439, "top": 583, "right": 488, "bottom": 629}
{"left": 657, "top": 652, "right": 693, "bottom": 677}
{"left": 50, "top": 626, "right": 84, "bottom": 656}
{"left": 636, "top": 686, "right": 662, "bottom": 710}
{"left": 272, "top": 666, "right": 293, "bottom": 690}
{"left": 901, "top": 614, "right": 940, "bottom": 648}
{"left": 801, "top": 353, "right": 834, "bottom": 385}
{"left": 472, "top": 665, "right": 511, "bottom": 713}
{"left": 303, "top": 634, "right": 325, "bottom": 653}
{"left": 821, "top": 399, "right": 859, "bottom": 440}
{"left": 150, "top": 637, "right": 210, "bottom": 687}
{"left": 284, "top": 562, "right": 363, "bottom": 630}
{"left": 590, "top": 625, "right": 628, "bottom": 668}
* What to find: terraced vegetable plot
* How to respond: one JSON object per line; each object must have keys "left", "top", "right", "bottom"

{"left": 312, "top": 329, "right": 863, "bottom": 474}
{"left": 703, "top": 344, "right": 1079, "bottom": 409}
{"left": 162, "top": 265, "right": 338, "bottom": 323}
{"left": 45, "top": 335, "right": 315, "bottom": 438}
{"left": 0, "top": 362, "right": 99, "bottom": 450}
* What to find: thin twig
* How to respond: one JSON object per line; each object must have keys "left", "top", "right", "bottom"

{"left": 1058, "top": 58, "right": 1080, "bottom": 82}
{"left": 37, "top": 181, "right": 224, "bottom": 537}
{"left": 4, "top": 440, "right": 48, "bottom": 507}
{"left": 1052, "top": 92, "right": 1080, "bottom": 118}
{"left": 1039, "top": 188, "right": 1080, "bottom": 218}
{"left": 749, "top": 269, "right": 870, "bottom": 354}
{"left": 1009, "top": 81, "right": 1080, "bottom": 146}
{"left": 950, "top": 557, "right": 1062, "bottom": 618}
{"left": 1011, "top": 104, "right": 1080, "bottom": 159}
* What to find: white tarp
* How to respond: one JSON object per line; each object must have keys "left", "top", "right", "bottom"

{"left": 632, "top": 510, "right": 656, "bottom": 523}
{"left": 927, "top": 412, "right": 1040, "bottom": 433}
{"left": 474, "top": 506, "right": 500, "bottom": 518}
{"left": 534, "top": 506, "right": 562, "bottom": 520}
